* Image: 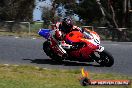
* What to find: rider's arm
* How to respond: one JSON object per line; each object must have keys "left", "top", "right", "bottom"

{"left": 59, "top": 40, "right": 72, "bottom": 49}
{"left": 54, "top": 29, "right": 63, "bottom": 41}
{"left": 55, "top": 22, "right": 61, "bottom": 29}
{"left": 72, "top": 26, "right": 82, "bottom": 32}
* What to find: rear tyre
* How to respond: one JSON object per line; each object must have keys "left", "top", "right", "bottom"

{"left": 43, "top": 41, "right": 51, "bottom": 56}
{"left": 94, "top": 50, "right": 114, "bottom": 67}
{"left": 43, "top": 41, "right": 63, "bottom": 62}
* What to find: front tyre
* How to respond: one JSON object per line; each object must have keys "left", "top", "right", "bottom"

{"left": 95, "top": 50, "right": 114, "bottom": 67}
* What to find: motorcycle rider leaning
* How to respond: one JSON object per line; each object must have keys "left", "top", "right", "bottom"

{"left": 54, "top": 17, "right": 82, "bottom": 57}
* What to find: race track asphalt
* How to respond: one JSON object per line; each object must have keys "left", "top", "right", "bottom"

{"left": 0, "top": 36, "right": 132, "bottom": 75}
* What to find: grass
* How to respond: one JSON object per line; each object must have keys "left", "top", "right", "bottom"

{"left": 0, "top": 31, "right": 40, "bottom": 38}
{"left": 0, "top": 22, "right": 44, "bottom": 38}
{"left": 0, "top": 64, "right": 131, "bottom": 88}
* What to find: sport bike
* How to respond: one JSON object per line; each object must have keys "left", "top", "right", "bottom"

{"left": 38, "top": 28, "right": 114, "bottom": 67}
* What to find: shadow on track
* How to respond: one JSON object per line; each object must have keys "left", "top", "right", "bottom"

{"left": 23, "top": 58, "right": 101, "bottom": 67}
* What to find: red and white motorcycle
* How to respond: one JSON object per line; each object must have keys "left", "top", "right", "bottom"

{"left": 38, "top": 28, "right": 114, "bottom": 67}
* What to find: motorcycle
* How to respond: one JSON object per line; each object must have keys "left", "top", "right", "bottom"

{"left": 38, "top": 28, "right": 114, "bottom": 67}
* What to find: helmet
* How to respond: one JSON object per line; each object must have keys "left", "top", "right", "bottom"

{"left": 61, "top": 17, "right": 73, "bottom": 33}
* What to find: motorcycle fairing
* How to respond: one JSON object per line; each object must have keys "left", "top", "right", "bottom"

{"left": 65, "top": 31, "right": 84, "bottom": 44}
{"left": 65, "top": 31, "right": 99, "bottom": 59}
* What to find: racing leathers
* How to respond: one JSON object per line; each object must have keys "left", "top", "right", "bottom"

{"left": 54, "top": 22, "right": 82, "bottom": 57}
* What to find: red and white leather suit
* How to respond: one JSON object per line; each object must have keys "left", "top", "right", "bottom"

{"left": 54, "top": 22, "right": 82, "bottom": 51}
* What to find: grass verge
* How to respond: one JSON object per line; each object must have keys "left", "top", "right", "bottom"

{"left": 0, "top": 64, "right": 131, "bottom": 88}
{"left": 0, "top": 32, "right": 41, "bottom": 39}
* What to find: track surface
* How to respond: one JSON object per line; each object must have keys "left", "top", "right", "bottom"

{"left": 0, "top": 36, "right": 132, "bottom": 75}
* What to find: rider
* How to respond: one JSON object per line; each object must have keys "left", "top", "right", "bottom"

{"left": 54, "top": 17, "right": 82, "bottom": 56}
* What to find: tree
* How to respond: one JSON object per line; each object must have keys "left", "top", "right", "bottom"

{"left": 108, "top": 0, "right": 131, "bottom": 28}
{"left": 0, "top": 0, "right": 35, "bottom": 32}
{"left": 41, "top": 0, "right": 130, "bottom": 28}
{"left": 50, "top": 0, "right": 76, "bottom": 23}
{"left": 0, "top": 0, "right": 35, "bottom": 21}
{"left": 74, "top": 0, "right": 102, "bottom": 22}
{"left": 41, "top": 0, "right": 106, "bottom": 24}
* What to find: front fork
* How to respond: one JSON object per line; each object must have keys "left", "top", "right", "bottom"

{"left": 95, "top": 45, "right": 104, "bottom": 52}
{"left": 93, "top": 45, "right": 105, "bottom": 64}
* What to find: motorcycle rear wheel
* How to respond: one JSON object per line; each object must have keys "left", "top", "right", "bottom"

{"left": 43, "top": 41, "right": 63, "bottom": 62}
{"left": 43, "top": 41, "right": 51, "bottom": 56}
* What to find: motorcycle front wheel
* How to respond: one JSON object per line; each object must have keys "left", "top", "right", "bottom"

{"left": 94, "top": 50, "right": 114, "bottom": 67}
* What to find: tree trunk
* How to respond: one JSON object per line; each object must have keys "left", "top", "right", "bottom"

{"left": 122, "top": 0, "right": 129, "bottom": 27}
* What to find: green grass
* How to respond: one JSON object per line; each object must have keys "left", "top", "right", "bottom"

{"left": 0, "top": 31, "right": 40, "bottom": 38}
{"left": 0, "top": 22, "right": 44, "bottom": 38}
{"left": 0, "top": 64, "right": 131, "bottom": 88}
